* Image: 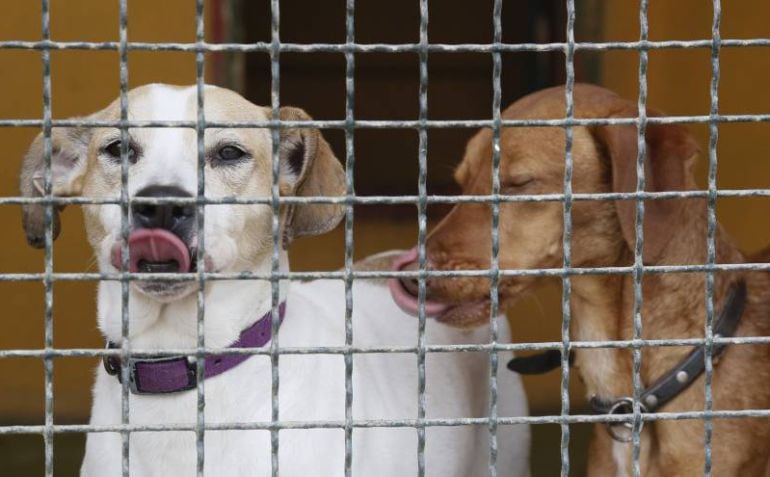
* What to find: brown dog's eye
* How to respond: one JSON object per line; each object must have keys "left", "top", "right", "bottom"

{"left": 103, "top": 140, "right": 138, "bottom": 164}
{"left": 502, "top": 177, "right": 535, "bottom": 194}
{"left": 217, "top": 145, "right": 247, "bottom": 163}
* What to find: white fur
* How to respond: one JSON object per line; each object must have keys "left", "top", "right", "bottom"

{"left": 83, "top": 276, "right": 530, "bottom": 476}
{"left": 612, "top": 442, "right": 630, "bottom": 477}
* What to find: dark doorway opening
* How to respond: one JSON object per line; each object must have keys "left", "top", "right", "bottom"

{"left": 211, "top": 0, "right": 598, "bottom": 207}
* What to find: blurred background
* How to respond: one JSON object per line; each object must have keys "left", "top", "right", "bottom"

{"left": 1, "top": 0, "right": 769, "bottom": 474}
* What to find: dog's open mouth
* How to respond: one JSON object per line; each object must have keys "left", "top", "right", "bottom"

{"left": 110, "top": 229, "right": 196, "bottom": 275}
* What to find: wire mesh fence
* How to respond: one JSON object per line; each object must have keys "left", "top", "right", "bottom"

{"left": 1, "top": 0, "right": 770, "bottom": 476}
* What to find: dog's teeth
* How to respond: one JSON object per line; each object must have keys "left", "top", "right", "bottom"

{"left": 137, "top": 260, "right": 180, "bottom": 273}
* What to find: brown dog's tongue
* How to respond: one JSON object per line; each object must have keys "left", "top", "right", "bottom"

{"left": 111, "top": 229, "right": 191, "bottom": 273}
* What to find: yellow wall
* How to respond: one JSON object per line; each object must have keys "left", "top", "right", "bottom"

{"left": 0, "top": 0, "right": 202, "bottom": 420}
{"left": 1, "top": 1, "right": 769, "bottom": 422}
{"left": 601, "top": 1, "right": 770, "bottom": 252}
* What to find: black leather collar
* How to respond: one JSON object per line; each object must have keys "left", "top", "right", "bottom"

{"left": 507, "top": 280, "right": 747, "bottom": 440}
{"left": 507, "top": 348, "right": 571, "bottom": 375}
{"left": 590, "top": 280, "right": 746, "bottom": 412}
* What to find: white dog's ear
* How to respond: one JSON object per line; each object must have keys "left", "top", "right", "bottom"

{"left": 19, "top": 123, "right": 91, "bottom": 248}
{"left": 278, "top": 107, "right": 345, "bottom": 248}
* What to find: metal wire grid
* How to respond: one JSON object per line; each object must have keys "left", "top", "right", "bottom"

{"left": 343, "top": 1, "right": 355, "bottom": 474}
{"left": 1, "top": 1, "right": 769, "bottom": 477}
{"left": 561, "top": 2, "right": 576, "bottom": 473}
{"left": 416, "top": 0, "right": 430, "bottom": 473}
{"left": 39, "top": 3, "right": 53, "bottom": 475}
{"left": 117, "top": 1, "right": 131, "bottom": 473}
{"left": 704, "top": 2, "right": 723, "bottom": 472}
{"left": 269, "top": 3, "right": 281, "bottom": 473}
{"left": 630, "top": 1, "right": 650, "bottom": 471}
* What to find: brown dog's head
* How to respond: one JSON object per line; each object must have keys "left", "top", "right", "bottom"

{"left": 390, "top": 84, "right": 700, "bottom": 327}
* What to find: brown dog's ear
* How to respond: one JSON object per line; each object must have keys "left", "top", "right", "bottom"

{"left": 278, "top": 107, "right": 345, "bottom": 248}
{"left": 19, "top": 124, "right": 91, "bottom": 248}
{"left": 454, "top": 128, "right": 492, "bottom": 188}
{"left": 594, "top": 107, "right": 700, "bottom": 262}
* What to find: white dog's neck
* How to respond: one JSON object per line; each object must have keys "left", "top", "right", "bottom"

{"left": 96, "top": 251, "right": 290, "bottom": 349}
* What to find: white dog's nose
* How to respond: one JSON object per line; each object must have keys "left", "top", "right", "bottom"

{"left": 132, "top": 185, "right": 195, "bottom": 233}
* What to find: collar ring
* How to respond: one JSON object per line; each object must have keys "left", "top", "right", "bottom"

{"left": 606, "top": 397, "right": 648, "bottom": 443}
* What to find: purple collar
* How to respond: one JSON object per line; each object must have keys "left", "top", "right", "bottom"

{"left": 103, "top": 302, "right": 286, "bottom": 394}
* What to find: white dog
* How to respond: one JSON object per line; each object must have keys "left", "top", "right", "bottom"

{"left": 19, "top": 84, "right": 530, "bottom": 476}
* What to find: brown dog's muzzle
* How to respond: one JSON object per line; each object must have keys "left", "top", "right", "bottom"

{"left": 389, "top": 247, "right": 496, "bottom": 328}
{"left": 387, "top": 202, "right": 501, "bottom": 327}
{"left": 397, "top": 256, "right": 454, "bottom": 302}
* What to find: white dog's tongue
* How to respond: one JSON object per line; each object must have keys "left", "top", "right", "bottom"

{"left": 111, "top": 229, "right": 191, "bottom": 273}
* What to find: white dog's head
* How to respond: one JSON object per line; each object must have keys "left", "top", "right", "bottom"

{"left": 20, "top": 84, "right": 345, "bottom": 302}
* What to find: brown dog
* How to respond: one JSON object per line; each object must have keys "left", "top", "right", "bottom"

{"left": 391, "top": 84, "right": 770, "bottom": 475}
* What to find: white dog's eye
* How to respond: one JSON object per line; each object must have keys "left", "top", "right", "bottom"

{"left": 103, "top": 140, "right": 138, "bottom": 164}
{"left": 215, "top": 145, "right": 247, "bottom": 164}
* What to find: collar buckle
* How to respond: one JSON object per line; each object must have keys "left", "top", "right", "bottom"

{"left": 103, "top": 342, "right": 120, "bottom": 376}
{"left": 103, "top": 347, "right": 198, "bottom": 395}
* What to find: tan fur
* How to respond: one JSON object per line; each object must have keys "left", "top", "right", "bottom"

{"left": 278, "top": 106, "right": 346, "bottom": 247}
{"left": 19, "top": 120, "right": 92, "bottom": 247}
{"left": 423, "top": 84, "right": 770, "bottom": 475}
